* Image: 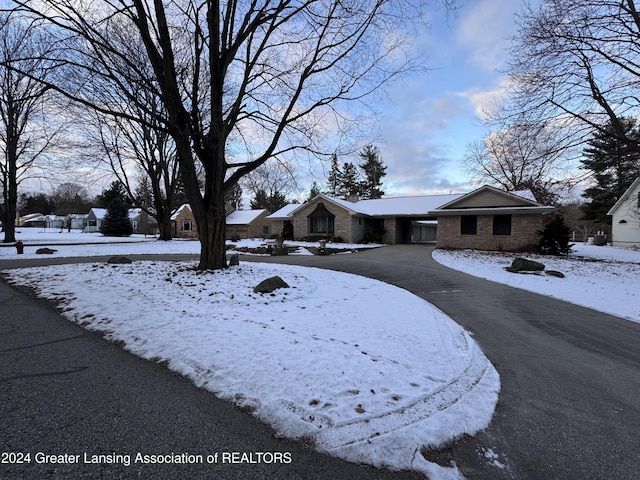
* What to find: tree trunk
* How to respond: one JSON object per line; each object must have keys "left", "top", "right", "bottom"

{"left": 1, "top": 209, "right": 17, "bottom": 243}
{"left": 154, "top": 206, "right": 173, "bottom": 241}
{"left": 195, "top": 194, "right": 228, "bottom": 270}
{"left": 2, "top": 156, "right": 18, "bottom": 243}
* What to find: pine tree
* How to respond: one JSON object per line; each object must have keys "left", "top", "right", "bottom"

{"left": 581, "top": 118, "right": 640, "bottom": 224}
{"left": 358, "top": 145, "right": 386, "bottom": 199}
{"left": 326, "top": 154, "right": 342, "bottom": 196}
{"left": 225, "top": 182, "right": 243, "bottom": 211}
{"left": 307, "top": 181, "right": 321, "bottom": 201}
{"left": 538, "top": 215, "right": 571, "bottom": 256}
{"left": 339, "top": 162, "right": 362, "bottom": 198}
{"left": 100, "top": 197, "right": 133, "bottom": 237}
{"left": 250, "top": 188, "right": 286, "bottom": 212}
{"left": 95, "top": 181, "right": 130, "bottom": 208}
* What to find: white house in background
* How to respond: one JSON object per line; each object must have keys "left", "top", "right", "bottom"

{"left": 608, "top": 177, "right": 640, "bottom": 248}
{"left": 84, "top": 208, "right": 107, "bottom": 232}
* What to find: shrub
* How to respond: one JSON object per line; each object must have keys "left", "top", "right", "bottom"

{"left": 538, "top": 215, "right": 572, "bottom": 256}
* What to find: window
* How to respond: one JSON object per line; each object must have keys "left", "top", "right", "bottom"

{"left": 308, "top": 202, "right": 335, "bottom": 234}
{"left": 182, "top": 221, "right": 192, "bottom": 231}
{"left": 493, "top": 215, "right": 512, "bottom": 235}
{"left": 460, "top": 215, "right": 477, "bottom": 235}
{"left": 262, "top": 225, "right": 270, "bottom": 235}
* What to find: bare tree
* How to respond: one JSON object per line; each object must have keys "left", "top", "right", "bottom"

{"left": 9, "top": 0, "right": 450, "bottom": 269}
{"left": 465, "top": 121, "right": 580, "bottom": 204}
{"left": 496, "top": 0, "right": 640, "bottom": 155}
{"left": 0, "top": 13, "right": 54, "bottom": 242}
{"left": 243, "top": 161, "right": 298, "bottom": 207}
{"left": 90, "top": 104, "right": 181, "bottom": 241}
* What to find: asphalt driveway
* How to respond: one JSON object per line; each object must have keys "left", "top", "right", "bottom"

{"left": 2, "top": 245, "right": 639, "bottom": 479}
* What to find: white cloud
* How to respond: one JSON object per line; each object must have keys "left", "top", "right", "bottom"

{"left": 455, "top": 0, "right": 520, "bottom": 72}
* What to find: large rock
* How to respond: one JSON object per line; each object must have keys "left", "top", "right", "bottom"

{"left": 253, "top": 276, "right": 289, "bottom": 294}
{"left": 506, "top": 257, "right": 545, "bottom": 273}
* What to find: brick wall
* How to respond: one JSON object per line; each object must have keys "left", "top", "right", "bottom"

{"left": 172, "top": 208, "right": 198, "bottom": 238}
{"left": 292, "top": 200, "right": 355, "bottom": 241}
{"left": 437, "top": 214, "right": 543, "bottom": 251}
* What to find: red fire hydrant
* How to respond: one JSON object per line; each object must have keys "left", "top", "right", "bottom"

{"left": 15, "top": 240, "right": 24, "bottom": 254}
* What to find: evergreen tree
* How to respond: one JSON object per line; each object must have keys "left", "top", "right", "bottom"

{"left": 538, "top": 215, "right": 572, "bottom": 256}
{"left": 307, "top": 181, "right": 321, "bottom": 201}
{"left": 100, "top": 197, "right": 133, "bottom": 237}
{"left": 18, "top": 192, "right": 56, "bottom": 215}
{"left": 339, "top": 162, "right": 362, "bottom": 198}
{"left": 326, "top": 154, "right": 342, "bottom": 196}
{"left": 225, "top": 182, "right": 243, "bottom": 211}
{"left": 358, "top": 145, "right": 386, "bottom": 199}
{"left": 95, "top": 181, "right": 130, "bottom": 208}
{"left": 581, "top": 118, "right": 640, "bottom": 224}
{"left": 250, "top": 188, "right": 286, "bottom": 212}
{"left": 133, "top": 176, "right": 154, "bottom": 209}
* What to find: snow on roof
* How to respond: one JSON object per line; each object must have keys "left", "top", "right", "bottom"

{"left": 266, "top": 204, "right": 302, "bottom": 219}
{"left": 89, "top": 208, "right": 107, "bottom": 219}
{"left": 170, "top": 204, "right": 191, "bottom": 221}
{"left": 226, "top": 209, "right": 268, "bottom": 225}
{"left": 355, "top": 194, "right": 464, "bottom": 216}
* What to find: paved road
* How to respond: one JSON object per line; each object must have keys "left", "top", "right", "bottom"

{"left": 2, "top": 245, "right": 640, "bottom": 479}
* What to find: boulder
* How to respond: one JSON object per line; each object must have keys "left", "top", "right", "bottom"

{"left": 506, "top": 257, "right": 545, "bottom": 273}
{"left": 35, "top": 247, "right": 57, "bottom": 254}
{"left": 545, "top": 270, "right": 565, "bottom": 278}
{"left": 107, "top": 256, "right": 133, "bottom": 264}
{"left": 253, "top": 276, "right": 289, "bottom": 294}
{"left": 228, "top": 254, "right": 240, "bottom": 266}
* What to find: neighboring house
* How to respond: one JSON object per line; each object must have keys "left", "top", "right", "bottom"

{"left": 84, "top": 208, "right": 107, "bottom": 232}
{"left": 66, "top": 214, "right": 88, "bottom": 230}
{"left": 129, "top": 208, "right": 159, "bottom": 235}
{"left": 171, "top": 204, "right": 198, "bottom": 238}
{"left": 225, "top": 209, "right": 271, "bottom": 239}
{"left": 607, "top": 177, "right": 640, "bottom": 248}
{"left": 267, "top": 186, "right": 554, "bottom": 250}
{"left": 19, "top": 213, "right": 45, "bottom": 228}
{"left": 429, "top": 186, "right": 555, "bottom": 251}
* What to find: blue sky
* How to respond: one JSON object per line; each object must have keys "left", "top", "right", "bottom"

{"left": 371, "top": 0, "right": 525, "bottom": 197}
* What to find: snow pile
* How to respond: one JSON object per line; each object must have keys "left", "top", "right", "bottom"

{"left": 4, "top": 261, "right": 499, "bottom": 478}
{"left": 432, "top": 244, "right": 640, "bottom": 323}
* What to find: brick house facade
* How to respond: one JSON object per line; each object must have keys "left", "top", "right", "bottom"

{"left": 268, "top": 187, "right": 554, "bottom": 249}
{"left": 429, "top": 186, "right": 554, "bottom": 251}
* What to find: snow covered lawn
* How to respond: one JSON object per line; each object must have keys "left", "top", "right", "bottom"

{"left": 432, "top": 244, "right": 640, "bottom": 323}
{"left": 2, "top": 234, "right": 499, "bottom": 479}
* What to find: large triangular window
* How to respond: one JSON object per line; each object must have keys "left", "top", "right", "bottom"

{"left": 308, "top": 202, "right": 335, "bottom": 234}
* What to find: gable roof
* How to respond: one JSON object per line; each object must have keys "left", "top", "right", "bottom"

{"left": 88, "top": 208, "right": 107, "bottom": 220}
{"left": 170, "top": 204, "right": 192, "bottom": 221}
{"left": 429, "top": 185, "right": 554, "bottom": 215}
{"left": 607, "top": 177, "right": 640, "bottom": 215}
{"left": 226, "top": 209, "right": 269, "bottom": 225}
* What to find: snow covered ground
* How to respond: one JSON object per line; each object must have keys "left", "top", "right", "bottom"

{"left": 1, "top": 231, "right": 500, "bottom": 479}
{"left": 433, "top": 243, "right": 640, "bottom": 323}
{"left": 5, "top": 231, "right": 636, "bottom": 476}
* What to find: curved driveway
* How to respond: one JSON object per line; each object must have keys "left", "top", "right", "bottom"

{"left": 253, "top": 244, "right": 640, "bottom": 480}
{"left": 0, "top": 245, "right": 640, "bottom": 480}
